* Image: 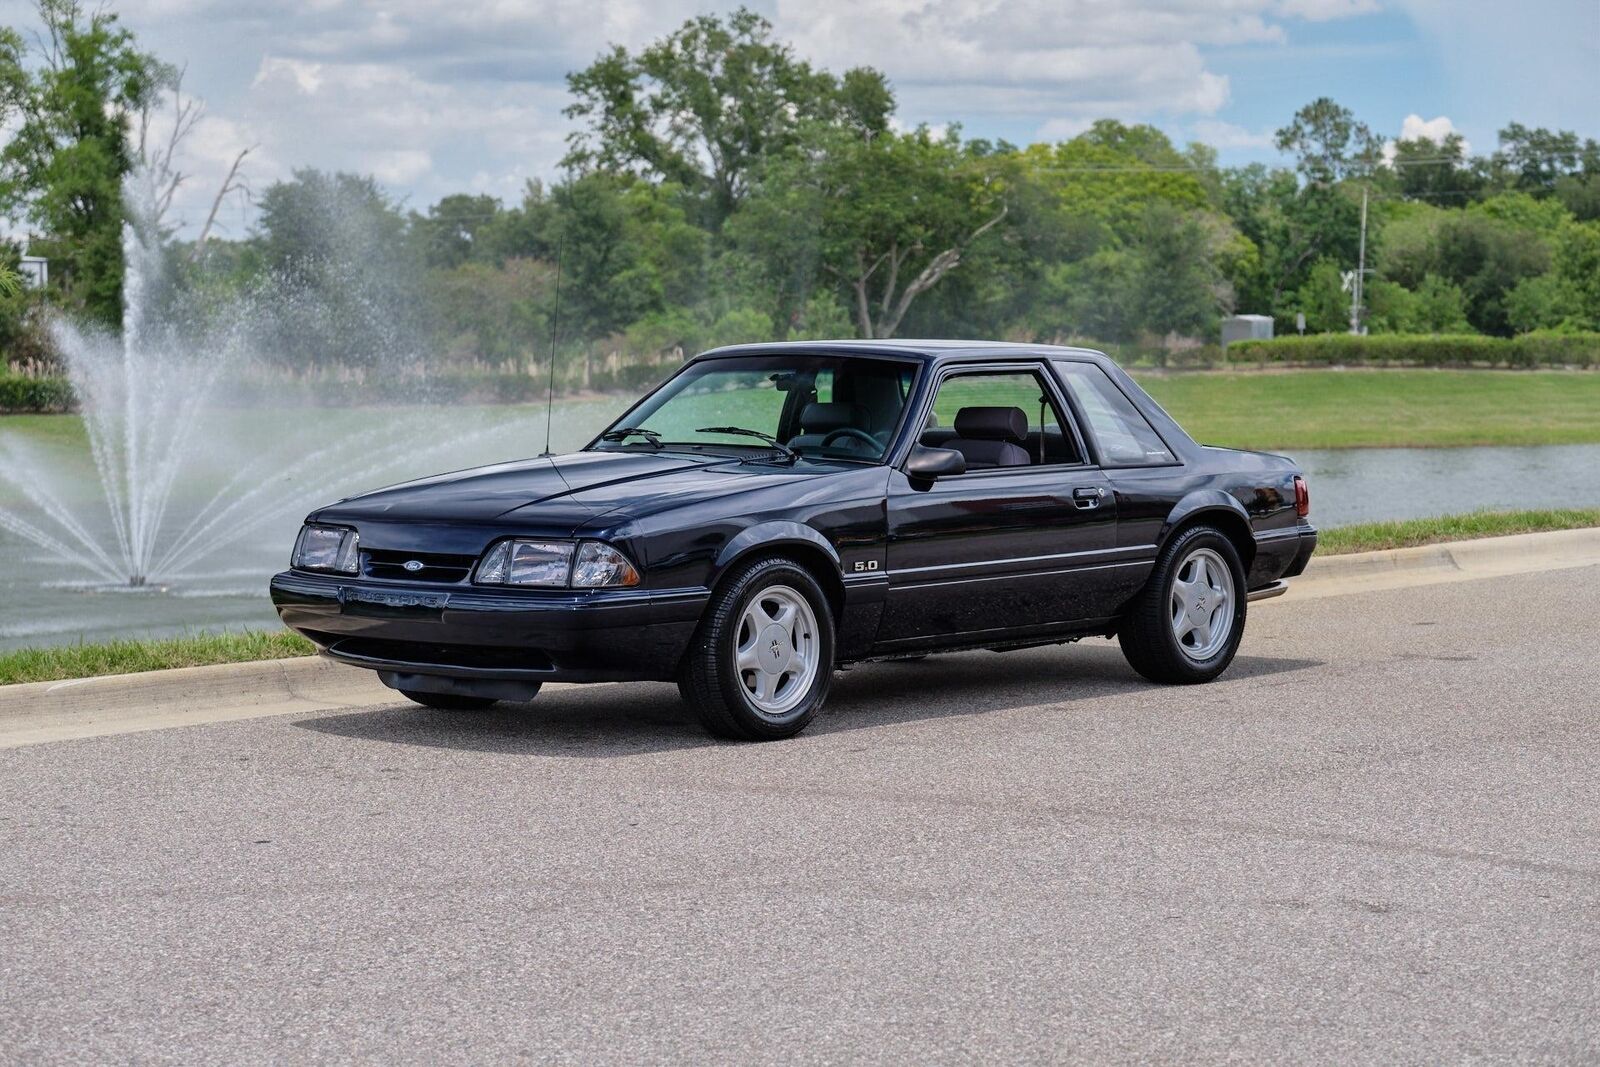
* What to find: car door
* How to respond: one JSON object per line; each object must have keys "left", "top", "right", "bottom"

{"left": 875, "top": 363, "right": 1134, "bottom": 648}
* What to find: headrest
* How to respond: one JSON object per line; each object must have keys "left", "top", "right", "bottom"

{"left": 800, "top": 402, "right": 865, "bottom": 433}
{"left": 953, "top": 406, "right": 1028, "bottom": 444}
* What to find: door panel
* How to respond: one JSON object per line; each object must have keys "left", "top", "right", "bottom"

{"left": 877, "top": 466, "right": 1131, "bottom": 645}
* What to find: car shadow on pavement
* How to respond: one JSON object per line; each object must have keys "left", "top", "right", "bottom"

{"left": 291, "top": 640, "right": 1321, "bottom": 758}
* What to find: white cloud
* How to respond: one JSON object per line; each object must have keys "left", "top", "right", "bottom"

{"left": 1277, "top": 0, "right": 1381, "bottom": 21}
{"left": 777, "top": 0, "right": 1266, "bottom": 128}
{"left": 2, "top": 0, "right": 1445, "bottom": 234}
{"left": 1380, "top": 113, "right": 1468, "bottom": 164}
{"left": 1398, "top": 113, "right": 1467, "bottom": 151}
{"left": 1036, "top": 117, "right": 1094, "bottom": 142}
{"left": 1190, "top": 119, "right": 1275, "bottom": 150}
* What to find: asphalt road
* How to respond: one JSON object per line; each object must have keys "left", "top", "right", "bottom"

{"left": 2, "top": 568, "right": 1597, "bottom": 1064}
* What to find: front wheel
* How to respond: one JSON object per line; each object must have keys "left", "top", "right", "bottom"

{"left": 679, "top": 557, "right": 834, "bottom": 741}
{"left": 1118, "top": 525, "right": 1246, "bottom": 684}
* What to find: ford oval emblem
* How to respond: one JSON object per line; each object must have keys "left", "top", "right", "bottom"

{"left": 403, "top": 559, "right": 424, "bottom": 572}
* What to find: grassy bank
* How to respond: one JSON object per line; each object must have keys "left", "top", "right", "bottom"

{"left": 8, "top": 368, "right": 1599, "bottom": 451}
{"left": 1135, "top": 369, "right": 1600, "bottom": 449}
{"left": 1317, "top": 508, "right": 1600, "bottom": 555}
{"left": 0, "top": 630, "right": 314, "bottom": 686}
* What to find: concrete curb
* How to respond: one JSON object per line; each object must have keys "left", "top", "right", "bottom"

{"left": 0, "top": 656, "right": 394, "bottom": 749}
{"left": 1286, "top": 527, "right": 1600, "bottom": 600}
{"left": 1, "top": 526, "right": 1595, "bottom": 749}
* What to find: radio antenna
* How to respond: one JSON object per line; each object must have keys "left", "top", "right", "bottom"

{"left": 540, "top": 236, "right": 563, "bottom": 457}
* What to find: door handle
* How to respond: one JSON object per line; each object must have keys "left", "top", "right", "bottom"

{"left": 1072, "top": 486, "right": 1105, "bottom": 509}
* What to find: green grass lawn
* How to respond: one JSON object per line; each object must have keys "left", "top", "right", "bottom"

{"left": 1316, "top": 507, "right": 1600, "bottom": 555}
{"left": 0, "top": 629, "right": 314, "bottom": 686}
{"left": 5, "top": 368, "right": 1599, "bottom": 452}
{"left": 1134, "top": 369, "right": 1600, "bottom": 449}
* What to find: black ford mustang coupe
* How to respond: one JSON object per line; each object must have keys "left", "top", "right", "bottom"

{"left": 272, "top": 341, "right": 1316, "bottom": 740}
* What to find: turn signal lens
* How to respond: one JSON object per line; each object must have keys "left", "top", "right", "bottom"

{"left": 1293, "top": 475, "right": 1310, "bottom": 518}
{"left": 572, "top": 542, "right": 642, "bottom": 588}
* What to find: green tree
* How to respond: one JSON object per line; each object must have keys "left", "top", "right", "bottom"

{"left": 1293, "top": 259, "right": 1349, "bottom": 333}
{"left": 1431, "top": 212, "right": 1550, "bottom": 335}
{"left": 1551, "top": 220, "right": 1600, "bottom": 329}
{"left": 1493, "top": 123, "right": 1600, "bottom": 194}
{"left": 1410, "top": 274, "right": 1473, "bottom": 332}
{"left": 1275, "top": 97, "right": 1383, "bottom": 184}
{"left": 0, "top": 1, "right": 163, "bottom": 328}
{"left": 253, "top": 169, "right": 419, "bottom": 365}
{"left": 1126, "top": 202, "right": 1232, "bottom": 339}
{"left": 751, "top": 126, "right": 1006, "bottom": 339}
{"left": 564, "top": 7, "right": 891, "bottom": 230}
{"left": 1390, "top": 132, "right": 1484, "bottom": 202}
{"left": 1503, "top": 273, "right": 1583, "bottom": 333}
{"left": 412, "top": 194, "right": 503, "bottom": 270}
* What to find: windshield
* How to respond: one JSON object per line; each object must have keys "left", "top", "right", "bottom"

{"left": 592, "top": 354, "right": 918, "bottom": 462}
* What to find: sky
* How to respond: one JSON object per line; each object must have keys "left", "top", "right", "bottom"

{"left": 3, "top": 0, "right": 1597, "bottom": 237}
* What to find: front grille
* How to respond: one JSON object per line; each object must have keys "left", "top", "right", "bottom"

{"left": 362, "top": 549, "right": 477, "bottom": 584}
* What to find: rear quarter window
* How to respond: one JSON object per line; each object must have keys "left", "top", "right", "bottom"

{"left": 1054, "top": 362, "right": 1176, "bottom": 466}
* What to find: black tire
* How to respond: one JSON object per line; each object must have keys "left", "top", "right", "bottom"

{"left": 399, "top": 688, "right": 524, "bottom": 711}
{"left": 679, "top": 557, "right": 835, "bottom": 741}
{"left": 1118, "top": 524, "right": 1247, "bottom": 684}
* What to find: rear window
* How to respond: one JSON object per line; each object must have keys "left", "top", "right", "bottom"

{"left": 1054, "top": 362, "right": 1175, "bottom": 466}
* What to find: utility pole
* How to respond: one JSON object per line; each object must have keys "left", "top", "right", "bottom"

{"left": 1349, "top": 185, "right": 1369, "bottom": 335}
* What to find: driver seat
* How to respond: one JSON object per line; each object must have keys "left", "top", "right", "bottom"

{"left": 788, "top": 401, "right": 867, "bottom": 451}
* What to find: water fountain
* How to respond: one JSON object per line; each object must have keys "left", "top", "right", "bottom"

{"left": 0, "top": 169, "right": 614, "bottom": 645}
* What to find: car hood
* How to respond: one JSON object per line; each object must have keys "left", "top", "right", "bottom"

{"left": 311, "top": 450, "right": 819, "bottom": 529}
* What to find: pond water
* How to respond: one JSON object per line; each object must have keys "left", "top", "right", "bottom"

{"left": 2, "top": 409, "right": 1596, "bottom": 651}
{"left": 1290, "top": 443, "right": 1600, "bottom": 526}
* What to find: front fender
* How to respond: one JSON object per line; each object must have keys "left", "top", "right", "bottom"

{"left": 712, "top": 520, "right": 842, "bottom": 578}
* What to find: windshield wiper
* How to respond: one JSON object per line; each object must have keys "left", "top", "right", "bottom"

{"left": 597, "top": 426, "right": 662, "bottom": 447}
{"left": 694, "top": 425, "right": 798, "bottom": 463}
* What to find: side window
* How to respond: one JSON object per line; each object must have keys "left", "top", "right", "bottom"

{"left": 1054, "top": 362, "right": 1174, "bottom": 466}
{"left": 920, "top": 369, "right": 1082, "bottom": 470}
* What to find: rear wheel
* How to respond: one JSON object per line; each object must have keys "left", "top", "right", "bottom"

{"left": 1118, "top": 525, "right": 1246, "bottom": 684}
{"left": 679, "top": 557, "right": 834, "bottom": 741}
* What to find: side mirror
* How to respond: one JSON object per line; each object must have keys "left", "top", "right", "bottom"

{"left": 906, "top": 444, "right": 965, "bottom": 481}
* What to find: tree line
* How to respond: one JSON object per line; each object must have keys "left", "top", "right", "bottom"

{"left": 3, "top": 2, "right": 1599, "bottom": 379}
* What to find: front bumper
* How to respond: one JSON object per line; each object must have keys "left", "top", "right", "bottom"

{"left": 271, "top": 570, "right": 706, "bottom": 686}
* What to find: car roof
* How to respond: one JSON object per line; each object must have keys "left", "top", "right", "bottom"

{"left": 696, "top": 339, "right": 1118, "bottom": 368}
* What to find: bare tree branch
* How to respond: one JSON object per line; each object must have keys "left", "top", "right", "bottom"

{"left": 874, "top": 203, "right": 1008, "bottom": 338}
{"left": 190, "top": 145, "right": 253, "bottom": 262}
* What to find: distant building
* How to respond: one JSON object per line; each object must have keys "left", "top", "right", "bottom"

{"left": 1221, "top": 314, "right": 1273, "bottom": 346}
{"left": 18, "top": 255, "right": 47, "bottom": 290}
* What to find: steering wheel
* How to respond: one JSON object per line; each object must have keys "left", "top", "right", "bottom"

{"left": 820, "top": 427, "right": 880, "bottom": 450}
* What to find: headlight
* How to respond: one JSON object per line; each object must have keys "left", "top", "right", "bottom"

{"left": 474, "top": 539, "right": 640, "bottom": 588}
{"left": 475, "top": 540, "right": 573, "bottom": 586}
{"left": 293, "top": 524, "right": 359, "bottom": 574}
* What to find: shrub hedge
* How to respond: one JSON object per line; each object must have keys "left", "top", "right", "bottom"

{"left": 1226, "top": 332, "right": 1600, "bottom": 368}
{"left": 0, "top": 373, "right": 74, "bottom": 413}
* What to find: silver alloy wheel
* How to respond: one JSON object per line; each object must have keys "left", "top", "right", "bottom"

{"left": 1170, "top": 546, "right": 1235, "bottom": 661}
{"left": 734, "top": 584, "right": 820, "bottom": 718}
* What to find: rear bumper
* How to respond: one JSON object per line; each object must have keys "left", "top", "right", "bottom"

{"left": 270, "top": 571, "right": 706, "bottom": 685}
{"left": 1283, "top": 523, "right": 1318, "bottom": 578}
{"left": 1248, "top": 522, "right": 1318, "bottom": 589}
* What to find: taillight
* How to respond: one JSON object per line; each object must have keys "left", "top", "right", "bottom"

{"left": 1293, "top": 475, "right": 1310, "bottom": 518}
